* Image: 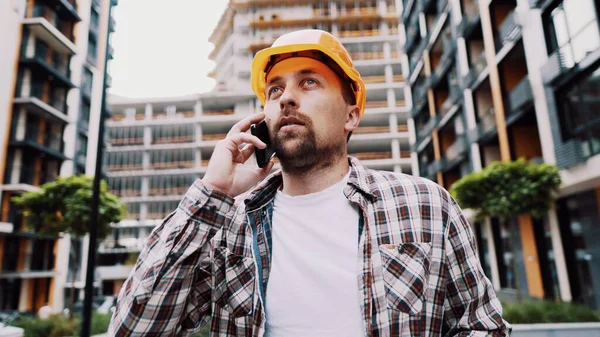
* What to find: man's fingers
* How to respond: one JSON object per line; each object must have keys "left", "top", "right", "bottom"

{"left": 227, "top": 133, "right": 266, "bottom": 149}
{"left": 239, "top": 144, "right": 256, "bottom": 162}
{"left": 228, "top": 112, "right": 266, "bottom": 136}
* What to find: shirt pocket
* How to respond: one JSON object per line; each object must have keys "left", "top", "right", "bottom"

{"left": 379, "top": 242, "right": 432, "bottom": 315}
{"left": 213, "top": 246, "right": 256, "bottom": 318}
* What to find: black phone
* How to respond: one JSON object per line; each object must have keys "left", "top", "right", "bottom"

{"left": 250, "top": 121, "right": 275, "bottom": 168}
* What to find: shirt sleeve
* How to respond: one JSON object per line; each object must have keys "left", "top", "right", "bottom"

{"left": 108, "top": 179, "right": 236, "bottom": 337}
{"left": 443, "top": 197, "right": 512, "bottom": 337}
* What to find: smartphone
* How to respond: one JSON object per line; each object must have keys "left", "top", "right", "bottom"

{"left": 250, "top": 120, "right": 275, "bottom": 168}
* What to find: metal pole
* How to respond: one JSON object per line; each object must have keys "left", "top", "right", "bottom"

{"left": 80, "top": 1, "right": 113, "bottom": 335}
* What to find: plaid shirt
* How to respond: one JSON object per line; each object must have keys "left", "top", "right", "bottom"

{"left": 109, "top": 157, "right": 511, "bottom": 336}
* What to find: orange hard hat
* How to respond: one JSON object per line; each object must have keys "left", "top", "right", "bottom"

{"left": 251, "top": 29, "right": 366, "bottom": 116}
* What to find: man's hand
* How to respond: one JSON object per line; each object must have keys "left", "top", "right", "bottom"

{"left": 202, "top": 112, "right": 275, "bottom": 198}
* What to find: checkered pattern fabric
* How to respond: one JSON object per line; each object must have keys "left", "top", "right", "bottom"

{"left": 109, "top": 157, "right": 511, "bottom": 336}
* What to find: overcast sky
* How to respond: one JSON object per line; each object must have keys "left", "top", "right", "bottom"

{"left": 108, "top": 0, "right": 228, "bottom": 98}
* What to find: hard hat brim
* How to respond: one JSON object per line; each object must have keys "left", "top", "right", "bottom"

{"left": 251, "top": 43, "right": 366, "bottom": 115}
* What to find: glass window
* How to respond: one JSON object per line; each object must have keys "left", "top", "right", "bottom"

{"left": 544, "top": 0, "right": 599, "bottom": 66}
{"left": 557, "top": 64, "right": 600, "bottom": 157}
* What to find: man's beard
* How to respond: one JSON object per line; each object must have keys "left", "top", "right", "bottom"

{"left": 272, "top": 121, "right": 344, "bottom": 175}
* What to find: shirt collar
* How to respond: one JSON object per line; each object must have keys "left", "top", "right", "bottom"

{"left": 243, "top": 156, "right": 377, "bottom": 212}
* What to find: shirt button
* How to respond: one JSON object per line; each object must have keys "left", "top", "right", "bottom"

{"left": 209, "top": 205, "right": 217, "bottom": 212}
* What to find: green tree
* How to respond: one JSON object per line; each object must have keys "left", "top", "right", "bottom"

{"left": 450, "top": 158, "right": 561, "bottom": 301}
{"left": 12, "top": 175, "right": 126, "bottom": 318}
{"left": 450, "top": 159, "right": 562, "bottom": 220}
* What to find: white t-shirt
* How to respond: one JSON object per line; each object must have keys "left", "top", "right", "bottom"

{"left": 265, "top": 173, "right": 364, "bottom": 337}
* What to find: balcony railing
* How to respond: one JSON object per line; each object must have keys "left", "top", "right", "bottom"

{"left": 203, "top": 109, "right": 234, "bottom": 116}
{"left": 444, "top": 136, "right": 468, "bottom": 163}
{"left": 497, "top": 10, "right": 521, "bottom": 48}
{"left": 457, "top": 1, "right": 480, "bottom": 37}
{"left": 464, "top": 51, "right": 487, "bottom": 88}
{"left": 154, "top": 135, "right": 195, "bottom": 144}
{"left": 418, "top": 116, "right": 439, "bottom": 140}
{"left": 338, "top": 29, "right": 383, "bottom": 39}
{"left": 478, "top": 107, "right": 496, "bottom": 136}
{"left": 438, "top": 86, "right": 461, "bottom": 117}
{"left": 350, "top": 51, "right": 384, "bottom": 60}
{"left": 409, "top": 39, "right": 428, "bottom": 73}
{"left": 111, "top": 137, "right": 144, "bottom": 146}
{"left": 365, "top": 100, "right": 388, "bottom": 109}
{"left": 148, "top": 187, "right": 189, "bottom": 196}
{"left": 150, "top": 161, "right": 194, "bottom": 170}
{"left": 363, "top": 75, "right": 403, "bottom": 84}
{"left": 202, "top": 133, "right": 227, "bottom": 141}
{"left": 29, "top": 5, "right": 74, "bottom": 43}
{"left": 413, "top": 79, "right": 429, "bottom": 107}
{"left": 354, "top": 126, "right": 390, "bottom": 134}
{"left": 507, "top": 76, "right": 533, "bottom": 115}
{"left": 110, "top": 189, "right": 142, "bottom": 197}
{"left": 28, "top": 83, "right": 67, "bottom": 113}
{"left": 106, "top": 163, "right": 143, "bottom": 172}
{"left": 29, "top": 40, "right": 70, "bottom": 78}
{"left": 351, "top": 152, "right": 393, "bottom": 160}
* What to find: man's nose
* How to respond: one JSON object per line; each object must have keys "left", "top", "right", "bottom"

{"left": 279, "top": 87, "right": 299, "bottom": 111}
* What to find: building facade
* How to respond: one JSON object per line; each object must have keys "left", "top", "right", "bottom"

{"left": 0, "top": 0, "right": 117, "bottom": 313}
{"left": 401, "top": 0, "right": 599, "bottom": 308}
{"left": 100, "top": 0, "right": 416, "bottom": 297}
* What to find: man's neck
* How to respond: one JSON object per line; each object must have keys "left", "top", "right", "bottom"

{"left": 280, "top": 156, "right": 349, "bottom": 196}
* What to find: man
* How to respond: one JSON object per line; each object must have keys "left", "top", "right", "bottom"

{"left": 109, "top": 30, "right": 511, "bottom": 336}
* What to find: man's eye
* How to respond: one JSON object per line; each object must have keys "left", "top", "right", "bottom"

{"left": 268, "top": 87, "right": 280, "bottom": 97}
{"left": 304, "top": 79, "right": 317, "bottom": 86}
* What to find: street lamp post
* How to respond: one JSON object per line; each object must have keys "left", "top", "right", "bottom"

{"left": 80, "top": 1, "right": 113, "bottom": 336}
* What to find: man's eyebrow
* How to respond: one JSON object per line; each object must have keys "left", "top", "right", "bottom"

{"left": 298, "top": 68, "right": 321, "bottom": 77}
{"left": 266, "top": 68, "right": 323, "bottom": 89}
{"left": 266, "top": 75, "right": 283, "bottom": 89}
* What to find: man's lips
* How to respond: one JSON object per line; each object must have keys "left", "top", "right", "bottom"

{"left": 276, "top": 116, "right": 306, "bottom": 131}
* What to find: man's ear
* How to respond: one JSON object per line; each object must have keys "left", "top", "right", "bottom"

{"left": 344, "top": 104, "right": 360, "bottom": 133}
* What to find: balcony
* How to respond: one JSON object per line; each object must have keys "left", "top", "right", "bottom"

{"left": 477, "top": 107, "right": 497, "bottom": 138}
{"left": 10, "top": 136, "right": 67, "bottom": 162}
{"left": 110, "top": 189, "right": 142, "bottom": 198}
{"left": 412, "top": 78, "right": 429, "bottom": 109}
{"left": 506, "top": 76, "right": 533, "bottom": 119}
{"left": 47, "top": 0, "right": 80, "bottom": 22}
{"left": 110, "top": 137, "right": 144, "bottom": 146}
{"left": 432, "top": 38, "right": 456, "bottom": 81}
{"left": 13, "top": 96, "right": 69, "bottom": 125}
{"left": 148, "top": 186, "right": 189, "bottom": 196}
{"left": 419, "top": 0, "right": 435, "bottom": 13}
{"left": 541, "top": 19, "right": 600, "bottom": 85}
{"left": 363, "top": 75, "right": 404, "bottom": 84}
{"left": 496, "top": 10, "right": 521, "bottom": 49}
{"left": 106, "top": 163, "right": 143, "bottom": 172}
{"left": 418, "top": 115, "right": 439, "bottom": 140}
{"left": 409, "top": 39, "right": 428, "bottom": 73}
{"left": 24, "top": 6, "right": 76, "bottom": 55}
{"left": 438, "top": 86, "right": 461, "bottom": 117}
{"left": 150, "top": 161, "right": 194, "bottom": 170}
{"left": 354, "top": 126, "right": 390, "bottom": 134}
{"left": 403, "top": 12, "right": 420, "bottom": 53}
{"left": 203, "top": 108, "right": 234, "bottom": 116}
{"left": 153, "top": 135, "right": 194, "bottom": 144}
{"left": 351, "top": 151, "right": 393, "bottom": 161}
{"left": 443, "top": 136, "right": 468, "bottom": 167}
{"left": 457, "top": 2, "right": 481, "bottom": 38}
{"left": 202, "top": 133, "right": 227, "bottom": 141}
{"left": 464, "top": 51, "right": 487, "bottom": 88}
{"left": 20, "top": 43, "right": 74, "bottom": 89}
{"left": 338, "top": 29, "right": 385, "bottom": 39}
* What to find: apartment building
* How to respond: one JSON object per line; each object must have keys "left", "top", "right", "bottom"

{"left": 0, "top": 0, "right": 118, "bottom": 313}
{"left": 100, "top": 0, "right": 416, "bottom": 297}
{"left": 401, "top": 0, "right": 599, "bottom": 308}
